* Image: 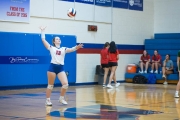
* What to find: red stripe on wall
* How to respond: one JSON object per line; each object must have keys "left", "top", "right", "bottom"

{"left": 77, "top": 49, "right": 143, "bottom": 54}
{"left": 77, "top": 49, "right": 101, "bottom": 54}
{"left": 118, "top": 50, "right": 143, "bottom": 54}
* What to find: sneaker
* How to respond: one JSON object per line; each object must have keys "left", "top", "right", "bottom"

{"left": 115, "top": 83, "right": 120, "bottom": 87}
{"left": 102, "top": 84, "right": 106, "bottom": 87}
{"left": 162, "top": 75, "right": 166, "bottom": 79}
{"left": 106, "top": 84, "right": 113, "bottom": 89}
{"left": 163, "top": 81, "right": 168, "bottom": 85}
{"left": 45, "top": 99, "right": 52, "bottom": 106}
{"left": 154, "top": 70, "right": 158, "bottom": 74}
{"left": 59, "top": 97, "right": 68, "bottom": 105}
{"left": 174, "top": 93, "right": 179, "bottom": 98}
{"left": 139, "top": 71, "right": 143, "bottom": 74}
{"left": 144, "top": 71, "right": 147, "bottom": 73}
{"left": 150, "top": 70, "right": 153, "bottom": 73}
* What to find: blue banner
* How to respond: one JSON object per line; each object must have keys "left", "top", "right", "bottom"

{"left": 113, "top": 0, "right": 128, "bottom": 9}
{"left": 0, "top": 56, "right": 50, "bottom": 64}
{"left": 0, "top": 0, "right": 30, "bottom": 23}
{"left": 95, "top": 0, "right": 112, "bottom": 7}
{"left": 128, "top": 0, "right": 143, "bottom": 11}
{"left": 60, "top": 0, "right": 74, "bottom": 2}
{"left": 75, "top": 0, "right": 94, "bottom": 4}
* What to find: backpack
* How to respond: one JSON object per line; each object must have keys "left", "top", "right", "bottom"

{"left": 133, "top": 75, "right": 147, "bottom": 84}
{"left": 95, "top": 65, "right": 104, "bottom": 75}
{"left": 95, "top": 65, "right": 111, "bottom": 76}
{"left": 147, "top": 73, "right": 156, "bottom": 84}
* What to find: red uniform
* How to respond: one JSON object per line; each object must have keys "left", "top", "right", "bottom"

{"left": 152, "top": 54, "right": 161, "bottom": 62}
{"left": 141, "top": 55, "right": 150, "bottom": 63}
{"left": 108, "top": 50, "right": 119, "bottom": 62}
{"left": 100, "top": 48, "right": 109, "bottom": 64}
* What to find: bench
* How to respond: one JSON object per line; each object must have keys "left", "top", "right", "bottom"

{"left": 125, "top": 33, "right": 180, "bottom": 84}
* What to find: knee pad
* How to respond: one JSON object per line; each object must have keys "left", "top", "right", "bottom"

{"left": 62, "top": 84, "right": 69, "bottom": 89}
{"left": 47, "top": 85, "right": 54, "bottom": 90}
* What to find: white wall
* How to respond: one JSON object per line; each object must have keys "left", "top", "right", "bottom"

{"left": 0, "top": 0, "right": 154, "bottom": 83}
{"left": 154, "top": 0, "right": 180, "bottom": 33}
{"left": 112, "top": 0, "right": 154, "bottom": 45}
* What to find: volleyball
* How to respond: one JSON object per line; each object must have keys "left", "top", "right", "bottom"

{"left": 67, "top": 8, "right": 76, "bottom": 18}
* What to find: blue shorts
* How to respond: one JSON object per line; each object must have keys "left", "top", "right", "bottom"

{"left": 48, "top": 63, "right": 64, "bottom": 74}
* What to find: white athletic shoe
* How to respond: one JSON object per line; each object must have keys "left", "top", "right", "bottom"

{"left": 45, "top": 99, "right": 52, "bottom": 106}
{"left": 174, "top": 93, "right": 179, "bottom": 98}
{"left": 163, "top": 81, "right": 168, "bottom": 85}
{"left": 106, "top": 84, "right": 113, "bottom": 89}
{"left": 139, "top": 71, "right": 143, "bottom": 74}
{"left": 102, "top": 84, "right": 106, "bottom": 87}
{"left": 154, "top": 70, "right": 158, "bottom": 74}
{"left": 144, "top": 71, "right": 147, "bottom": 73}
{"left": 162, "top": 74, "right": 166, "bottom": 79}
{"left": 115, "top": 83, "right": 120, "bottom": 87}
{"left": 59, "top": 97, "right": 68, "bottom": 105}
{"left": 150, "top": 70, "right": 153, "bottom": 73}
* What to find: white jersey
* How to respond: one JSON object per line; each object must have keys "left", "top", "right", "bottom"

{"left": 48, "top": 45, "right": 66, "bottom": 65}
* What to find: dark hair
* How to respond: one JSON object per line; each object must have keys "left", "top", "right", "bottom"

{"left": 153, "top": 50, "right": 158, "bottom": 59}
{"left": 52, "top": 37, "right": 56, "bottom": 46}
{"left": 143, "top": 50, "right": 148, "bottom": 57}
{"left": 154, "top": 50, "right": 158, "bottom": 53}
{"left": 103, "top": 42, "right": 109, "bottom": 48}
{"left": 109, "top": 41, "right": 117, "bottom": 53}
{"left": 167, "top": 54, "right": 170, "bottom": 59}
{"left": 52, "top": 37, "right": 60, "bottom": 47}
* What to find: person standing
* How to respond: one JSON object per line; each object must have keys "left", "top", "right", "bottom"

{"left": 100, "top": 42, "right": 110, "bottom": 87}
{"left": 40, "top": 26, "right": 83, "bottom": 106}
{"left": 175, "top": 50, "right": 180, "bottom": 98}
{"left": 106, "top": 41, "right": 120, "bottom": 89}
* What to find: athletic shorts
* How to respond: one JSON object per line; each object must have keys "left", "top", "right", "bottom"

{"left": 142, "top": 61, "right": 150, "bottom": 64}
{"left": 48, "top": 63, "right": 64, "bottom": 74}
{"left": 101, "top": 64, "right": 109, "bottom": 68}
{"left": 108, "top": 62, "right": 118, "bottom": 67}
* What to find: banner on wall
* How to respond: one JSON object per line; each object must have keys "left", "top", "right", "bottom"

{"left": 0, "top": 0, "right": 30, "bottom": 23}
{"left": 128, "top": 0, "right": 143, "bottom": 11}
{"left": 75, "top": 0, "right": 94, "bottom": 4}
{"left": 60, "top": 0, "right": 74, "bottom": 2}
{"left": 95, "top": 0, "right": 112, "bottom": 7}
{"left": 113, "top": 0, "right": 128, "bottom": 9}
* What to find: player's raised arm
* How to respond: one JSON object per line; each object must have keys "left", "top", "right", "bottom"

{"left": 65, "top": 43, "right": 83, "bottom": 53}
{"left": 39, "top": 26, "right": 50, "bottom": 50}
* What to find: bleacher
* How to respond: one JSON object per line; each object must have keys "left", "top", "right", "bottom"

{"left": 125, "top": 33, "right": 180, "bottom": 84}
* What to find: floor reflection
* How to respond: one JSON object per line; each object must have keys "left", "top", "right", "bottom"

{"left": 47, "top": 85, "right": 169, "bottom": 120}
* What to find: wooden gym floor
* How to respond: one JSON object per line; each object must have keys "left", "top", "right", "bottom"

{"left": 0, "top": 83, "right": 180, "bottom": 120}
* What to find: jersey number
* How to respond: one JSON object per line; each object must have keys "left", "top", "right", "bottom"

{"left": 56, "top": 50, "right": 61, "bottom": 55}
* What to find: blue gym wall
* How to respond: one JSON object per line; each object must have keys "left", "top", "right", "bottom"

{"left": 0, "top": 32, "right": 76, "bottom": 87}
